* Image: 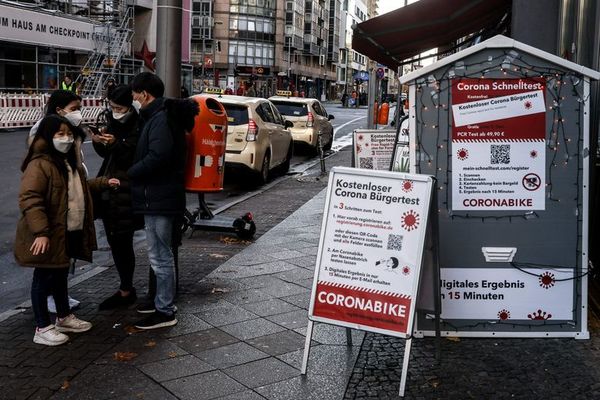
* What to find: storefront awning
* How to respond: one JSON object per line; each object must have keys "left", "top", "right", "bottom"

{"left": 352, "top": 0, "right": 512, "bottom": 70}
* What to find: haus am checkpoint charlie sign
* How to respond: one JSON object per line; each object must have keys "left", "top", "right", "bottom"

{"left": 451, "top": 78, "right": 546, "bottom": 211}
{"left": 308, "top": 167, "right": 433, "bottom": 337}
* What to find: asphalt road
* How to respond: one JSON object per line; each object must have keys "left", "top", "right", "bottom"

{"left": 0, "top": 104, "right": 371, "bottom": 315}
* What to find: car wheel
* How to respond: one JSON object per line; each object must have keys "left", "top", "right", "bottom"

{"left": 256, "top": 151, "right": 270, "bottom": 185}
{"left": 279, "top": 141, "right": 293, "bottom": 175}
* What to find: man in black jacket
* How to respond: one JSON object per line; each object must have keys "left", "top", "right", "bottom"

{"left": 128, "top": 72, "right": 185, "bottom": 329}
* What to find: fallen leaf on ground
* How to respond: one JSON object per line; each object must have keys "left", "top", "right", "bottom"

{"left": 124, "top": 325, "right": 143, "bottom": 335}
{"left": 60, "top": 381, "right": 70, "bottom": 390}
{"left": 113, "top": 352, "right": 138, "bottom": 361}
{"left": 209, "top": 253, "right": 228, "bottom": 259}
{"left": 219, "top": 236, "right": 252, "bottom": 245}
{"left": 211, "top": 287, "right": 230, "bottom": 294}
{"left": 446, "top": 336, "right": 460, "bottom": 342}
{"left": 428, "top": 379, "right": 441, "bottom": 388}
{"left": 144, "top": 340, "right": 157, "bottom": 348}
{"left": 168, "top": 351, "right": 178, "bottom": 358}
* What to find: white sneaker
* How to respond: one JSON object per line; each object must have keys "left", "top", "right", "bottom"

{"left": 47, "top": 296, "right": 81, "bottom": 314}
{"left": 33, "top": 325, "right": 69, "bottom": 346}
{"left": 55, "top": 314, "right": 92, "bottom": 333}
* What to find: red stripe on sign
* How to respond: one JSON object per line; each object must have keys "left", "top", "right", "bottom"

{"left": 312, "top": 281, "right": 412, "bottom": 334}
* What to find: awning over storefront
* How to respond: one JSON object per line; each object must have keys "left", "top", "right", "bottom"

{"left": 352, "top": 0, "right": 512, "bottom": 70}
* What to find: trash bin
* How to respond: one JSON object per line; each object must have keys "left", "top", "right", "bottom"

{"left": 185, "top": 96, "right": 228, "bottom": 192}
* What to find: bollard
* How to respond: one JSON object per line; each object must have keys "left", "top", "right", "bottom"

{"left": 318, "top": 130, "right": 326, "bottom": 174}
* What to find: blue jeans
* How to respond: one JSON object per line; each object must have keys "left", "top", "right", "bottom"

{"left": 144, "top": 215, "right": 176, "bottom": 315}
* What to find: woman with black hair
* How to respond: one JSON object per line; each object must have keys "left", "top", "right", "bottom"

{"left": 15, "top": 115, "right": 98, "bottom": 346}
{"left": 88, "top": 85, "right": 142, "bottom": 310}
{"left": 29, "top": 90, "right": 84, "bottom": 143}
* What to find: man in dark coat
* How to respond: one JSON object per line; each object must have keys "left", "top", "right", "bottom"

{"left": 128, "top": 72, "right": 185, "bottom": 329}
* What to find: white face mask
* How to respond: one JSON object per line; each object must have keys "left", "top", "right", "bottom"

{"left": 63, "top": 110, "right": 83, "bottom": 127}
{"left": 53, "top": 136, "right": 74, "bottom": 153}
{"left": 131, "top": 100, "right": 142, "bottom": 112}
{"left": 112, "top": 110, "right": 132, "bottom": 121}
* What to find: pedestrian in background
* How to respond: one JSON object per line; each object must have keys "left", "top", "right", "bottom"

{"left": 61, "top": 75, "right": 76, "bottom": 92}
{"left": 246, "top": 83, "right": 256, "bottom": 97}
{"left": 341, "top": 92, "right": 348, "bottom": 108}
{"left": 180, "top": 85, "right": 189, "bottom": 98}
{"left": 15, "top": 115, "right": 97, "bottom": 346}
{"left": 89, "top": 85, "right": 142, "bottom": 310}
{"left": 129, "top": 72, "right": 185, "bottom": 330}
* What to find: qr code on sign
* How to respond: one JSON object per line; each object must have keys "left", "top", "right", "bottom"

{"left": 359, "top": 157, "right": 374, "bottom": 169}
{"left": 387, "top": 234, "right": 403, "bottom": 251}
{"left": 490, "top": 144, "right": 510, "bottom": 164}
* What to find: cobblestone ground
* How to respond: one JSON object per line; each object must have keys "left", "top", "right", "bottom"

{"left": 0, "top": 149, "right": 350, "bottom": 400}
{"left": 344, "top": 314, "right": 600, "bottom": 399}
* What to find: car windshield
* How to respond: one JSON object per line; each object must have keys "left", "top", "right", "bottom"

{"left": 271, "top": 101, "right": 308, "bottom": 117}
{"left": 223, "top": 104, "right": 249, "bottom": 125}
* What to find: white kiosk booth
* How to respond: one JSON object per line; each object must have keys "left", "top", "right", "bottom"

{"left": 400, "top": 35, "right": 600, "bottom": 338}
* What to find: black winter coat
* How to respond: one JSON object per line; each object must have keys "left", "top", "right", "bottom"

{"left": 128, "top": 97, "right": 187, "bottom": 215}
{"left": 89, "top": 111, "right": 142, "bottom": 234}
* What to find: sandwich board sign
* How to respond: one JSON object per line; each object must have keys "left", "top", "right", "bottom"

{"left": 301, "top": 167, "right": 434, "bottom": 396}
{"left": 353, "top": 129, "right": 397, "bottom": 170}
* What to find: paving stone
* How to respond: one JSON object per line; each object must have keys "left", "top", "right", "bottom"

{"left": 266, "top": 310, "right": 309, "bottom": 330}
{"left": 138, "top": 354, "right": 214, "bottom": 382}
{"left": 256, "top": 374, "right": 348, "bottom": 400}
{"left": 225, "top": 253, "right": 279, "bottom": 266}
{"left": 169, "top": 328, "right": 239, "bottom": 354}
{"left": 163, "top": 370, "right": 247, "bottom": 400}
{"left": 280, "top": 293, "right": 311, "bottom": 310}
{"left": 194, "top": 305, "right": 259, "bottom": 327}
{"left": 220, "top": 318, "right": 287, "bottom": 341}
{"left": 273, "top": 267, "right": 315, "bottom": 283}
{"left": 277, "top": 345, "right": 361, "bottom": 376}
{"left": 213, "top": 390, "right": 266, "bottom": 400}
{"left": 294, "top": 323, "right": 365, "bottom": 346}
{"left": 246, "top": 330, "right": 309, "bottom": 356}
{"left": 239, "top": 298, "right": 301, "bottom": 317}
{"left": 97, "top": 334, "right": 189, "bottom": 366}
{"left": 279, "top": 240, "right": 318, "bottom": 251}
{"left": 213, "top": 261, "right": 297, "bottom": 279}
{"left": 49, "top": 363, "right": 178, "bottom": 400}
{"left": 285, "top": 256, "right": 318, "bottom": 269}
{"left": 161, "top": 313, "right": 213, "bottom": 338}
{"left": 267, "top": 250, "right": 306, "bottom": 261}
{"left": 219, "top": 289, "right": 275, "bottom": 305}
{"left": 236, "top": 275, "right": 289, "bottom": 289}
{"left": 178, "top": 298, "right": 238, "bottom": 314}
{"left": 259, "top": 280, "right": 310, "bottom": 298}
{"left": 224, "top": 357, "right": 299, "bottom": 388}
{"left": 195, "top": 342, "right": 270, "bottom": 369}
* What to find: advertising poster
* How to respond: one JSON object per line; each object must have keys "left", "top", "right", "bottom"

{"left": 440, "top": 268, "right": 574, "bottom": 321}
{"left": 308, "top": 167, "right": 433, "bottom": 337}
{"left": 391, "top": 118, "right": 410, "bottom": 172}
{"left": 354, "top": 129, "right": 397, "bottom": 170}
{"left": 451, "top": 78, "right": 546, "bottom": 211}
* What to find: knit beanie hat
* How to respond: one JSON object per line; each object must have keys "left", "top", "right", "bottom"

{"left": 108, "top": 84, "right": 133, "bottom": 107}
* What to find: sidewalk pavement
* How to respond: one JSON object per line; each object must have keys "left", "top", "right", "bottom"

{"left": 0, "top": 148, "right": 359, "bottom": 400}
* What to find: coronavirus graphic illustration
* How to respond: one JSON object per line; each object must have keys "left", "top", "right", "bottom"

{"left": 401, "top": 210, "right": 420, "bottom": 231}
{"left": 402, "top": 266, "right": 411, "bottom": 275}
{"left": 539, "top": 272, "right": 555, "bottom": 289}
{"left": 530, "top": 150, "right": 538, "bottom": 158}
{"left": 497, "top": 309, "right": 510, "bottom": 320}
{"left": 357, "top": 134, "right": 364, "bottom": 141}
{"left": 457, "top": 148, "right": 469, "bottom": 160}
{"left": 524, "top": 101, "right": 532, "bottom": 109}
{"left": 528, "top": 309, "right": 552, "bottom": 320}
{"left": 401, "top": 180, "right": 414, "bottom": 193}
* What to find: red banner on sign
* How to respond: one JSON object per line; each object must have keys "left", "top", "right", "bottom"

{"left": 451, "top": 78, "right": 546, "bottom": 141}
{"left": 312, "top": 281, "right": 412, "bottom": 334}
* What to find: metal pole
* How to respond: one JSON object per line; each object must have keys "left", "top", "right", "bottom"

{"left": 157, "top": 0, "right": 182, "bottom": 97}
{"left": 367, "top": 68, "right": 376, "bottom": 128}
{"left": 201, "top": 36, "right": 206, "bottom": 87}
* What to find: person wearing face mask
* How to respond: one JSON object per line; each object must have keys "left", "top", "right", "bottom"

{"left": 27, "top": 90, "right": 88, "bottom": 312}
{"left": 128, "top": 72, "right": 187, "bottom": 330}
{"left": 28, "top": 90, "right": 84, "bottom": 145}
{"left": 88, "top": 85, "right": 143, "bottom": 310}
{"left": 15, "top": 115, "right": 98, "bottom": 346}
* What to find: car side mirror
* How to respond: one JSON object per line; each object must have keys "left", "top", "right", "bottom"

{"left": 284, "top": 120, "right": 294, "bottom": 128}
{"left": 328, "top": 114, "right": 335, "bottom": 121}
